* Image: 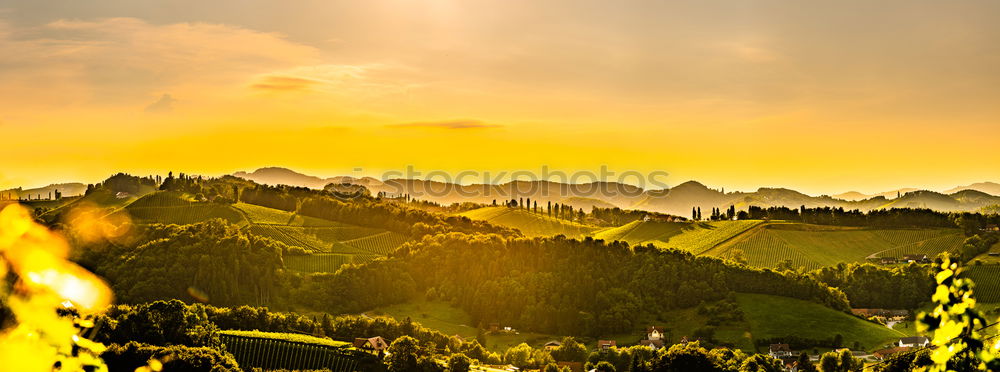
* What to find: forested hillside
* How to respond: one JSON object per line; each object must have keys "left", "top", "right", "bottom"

{"left": 296, "top": 233, "right": 849, "bottom": 336}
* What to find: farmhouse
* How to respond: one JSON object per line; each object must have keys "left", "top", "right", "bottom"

{"left": 901, "top": 254, "right": 931, "bottom": 264}
{"left": 646, "top": 326, "right": 665, "bottom": 340}
{"left": 768, "top": 344, "right": 793, "bottom": 359}
{"left": 597, "top": 340, "right": 617, "bottom": 351}
{"left": 639, "top": 326, "right": 666, "bottom": 350}
{"left": 640, "top": 339, "right": 665, "bottom": 350}
{"left": 544, "top": 341, "right": 562, "bottom": 351}
{"left": 898, "top": 336, "right": 929, "bottom": 348}
{"left": 353, "top": 336, "right": 389, "bottom": 355}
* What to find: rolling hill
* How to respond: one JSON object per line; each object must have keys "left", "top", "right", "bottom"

{"left": 458, "top": 206, "right": 599, "bottom": 238}
{"left": 591, "top": 219, "right": 764, "bottom": 254}
{"left": 703, "top": 223, "right": 964, "bottom": 270}
{"left": 946, "top": 182, "right": 1000, "bottom": 196}
{"left": 1, "top": 182, "right": 87, "bottom": 199}
{"left": 120, "top": 191, "right": 410, "bottom": 273}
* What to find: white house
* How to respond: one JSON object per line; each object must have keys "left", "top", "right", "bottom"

{"left": 646, "top": 326, "right": 665, "bottom": 341}
{"left": 898, "top": 337, "right": 929, "bottom": 348}
{"left": 768, "top": 344, "right": 793, "bottom": 359}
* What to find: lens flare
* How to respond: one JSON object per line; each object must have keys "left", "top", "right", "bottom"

{"left": 0, "top": 204, "right": 114, "bottom": 371}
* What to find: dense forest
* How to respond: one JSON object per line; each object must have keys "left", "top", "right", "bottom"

{"left": 297, "top": 233, "right": 849, "bottom": 336}
{"left": 75, "top": 220, "right": 289, "bottom": 307}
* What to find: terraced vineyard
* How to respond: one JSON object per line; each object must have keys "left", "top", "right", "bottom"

{"left": 219, "top": 331, "right": 366, "bottom": 372}
{"left": 246, "top": 225, "right": 383, "bottom": 253}
{"left": 344, "top": 231, "right": 410, "bottom": 255}
{"left": 459, "top": 207, "right": 599, "bottom": 238}
{"left": 961, "top": 265, "right": 1000, "bottom": 303}
{"left": 125, "top": 191, "right": 247, "bottom": 225}
{"left": 234, "top": 203, "right": 340, "bottom": 227}
{"left": 875, "top": 234, "right": 965, "bottom": 259}
{"left": 126, "top": 204, "right": 247, "bottom": 225}
{"left": 592, "top": 220, "right": 763, "bottom": 254}
{"left": 706, "top": 224, "right": 964, "bottom": 270}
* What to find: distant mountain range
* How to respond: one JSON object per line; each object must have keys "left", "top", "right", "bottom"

{"left": 1, "top": 182, "right": 87, "bottom": 200}
{"left": 231, "top": 167, "right": 1000, "bottom": 215}
{"left": 832, "top": 188, "right": 919, "bottom": 201}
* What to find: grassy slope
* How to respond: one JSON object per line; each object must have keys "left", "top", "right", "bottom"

{"left": 367, "top": 294, "right": 902, "bottom": 353}
{"left": 459, "top": 207, "right": 599, "bottom": 238}
{"left": 736, "top": 294, "right": 904, "bottom": 351}
{"left": 704, "top": 223, "right": 963, "bottom": 270}
{"left": 591, "top": 220, "right": 763, "bottom": 254}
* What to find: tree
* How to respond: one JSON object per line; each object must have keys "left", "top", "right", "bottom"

{"left": 917, "top": 257, "right": 1000, "bottom": 371}
{"left": 504, "top": 343, "right": 535, "bottom": 369}
{"left": 819, "top": 352, "right": 839, "bottom": 372}
{"left": 738, "top": 354, "right": 782, "bottom": 372}
{"left": 448, "top": 353, "right": 472, "bottom": 372}
{"left": 650, "top": 342, "right": 717, "bottom": 372}
{"left": 386, "top": 336, "right": 421, "bottom": 372}
{"left": 796, "top": 352, "right": 817, "bottom": 372}
{"left": 836, "top": 349, "right": 862, "bottom": 372}
{"left": 595, "top": 361, "right": 617, "bottom": 372}
{"left": 551, "top": 337, "right": 589, "bottom": 363}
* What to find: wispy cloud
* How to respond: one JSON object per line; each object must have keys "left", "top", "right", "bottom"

{"left": 388, "top": 120, "right": 501, "bottom": 130}
{"left": 144, "top": 93, "right": 176, "bottom": 113}
{"left": 251, "top": 76, "right": 321, "bottom": 92}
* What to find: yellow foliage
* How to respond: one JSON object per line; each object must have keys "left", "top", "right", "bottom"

{"left": 0, "top": 204, "right": 113, "bottom": 371}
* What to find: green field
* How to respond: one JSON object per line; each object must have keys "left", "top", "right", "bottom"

{"left": 459, "top": 207, "right": 599, "bottom": 238}
{"left": 705, "top": 224, "right": 963, "bottom": 270}
{"left": 735, "top": 293, "right": 904, "bottom": 351}
{"left": 368, "top": 293, "right": 902, "bottom": 353}
{"left": 592, "top": 220, "right": 764, "bottom": 254}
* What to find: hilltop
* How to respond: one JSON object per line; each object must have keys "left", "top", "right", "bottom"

{"left": 946, "top": 182, "right": 1000, "bottom": 196}
{"left": 1, "top": 182, "right": 87, "bottom": 199}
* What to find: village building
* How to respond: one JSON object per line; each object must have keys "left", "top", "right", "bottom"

{"left": 901, "top": 254, "right": 931, "bottom": 264}
{"left": 544, "top": 341, "right": 562, "bottom": 351}
{"left": 639, "top": 326, "right": 666, "bottom": 350}
{"left": 597, "top": 340, "right": 617, "bottom": 351}
{"left": 768, "top": 344, "right": 793, "bottom": 359}
{"left": 353, "top": 336, "right": 389, "bottom": 356}
{"left": 898, "top": 336, "right": 929, "bottom": 348}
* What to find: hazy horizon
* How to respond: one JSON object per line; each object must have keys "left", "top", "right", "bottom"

{"left": 2, "top": 0, "right": 999, "bottom": 196}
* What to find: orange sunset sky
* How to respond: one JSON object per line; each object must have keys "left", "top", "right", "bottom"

{"left": 1, "top": 0, "right": 998, "bottom": 195}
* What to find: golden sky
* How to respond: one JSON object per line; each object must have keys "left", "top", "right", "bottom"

{"left": 1, "top": 0, "right": 999, "bottom": 195}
